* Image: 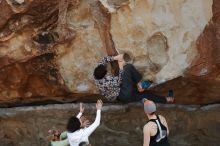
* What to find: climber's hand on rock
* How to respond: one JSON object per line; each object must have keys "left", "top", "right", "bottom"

{"left": 113, "top": 54, "right": 124, "bottom": 62}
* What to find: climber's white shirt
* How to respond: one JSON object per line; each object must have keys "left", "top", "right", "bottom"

{"left": 67, "top": 110, "right": 101, "bottom": 146}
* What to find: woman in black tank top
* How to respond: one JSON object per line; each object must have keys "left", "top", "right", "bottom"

{"left": 146, "top": 115, "right": 170, "bottom": 146}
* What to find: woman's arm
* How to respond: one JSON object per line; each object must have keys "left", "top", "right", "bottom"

{"left": 98, "top": 56, "right": 114, "bottom": 66}
{"left": 76, "top": 103, "right": 84, "bottom": 119}
{"left": 84, "top": 100, "right": 103, "bottom": 136}
{"left": 84, "top": 109, "right": 101, "bottom": 136}
{"left": 143, "top": 125, "right": 150, "bottom": 146}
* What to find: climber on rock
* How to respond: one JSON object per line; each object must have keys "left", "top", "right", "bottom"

{"left": 93, "top": 53, "right": 174, "bottom": 103}
{"left": 142, "top": 99, "right": 171, "bottom": 146}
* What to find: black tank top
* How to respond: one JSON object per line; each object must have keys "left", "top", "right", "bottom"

{"left": 146, "top": 115, "right": 170, "bottom": 146}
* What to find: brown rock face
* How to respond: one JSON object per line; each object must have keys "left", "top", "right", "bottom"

{"left": 0, "top": 103, "right": 220, "bottom": 146}
{"left": 0, "top": 53, "right": 69, "bottom": 106}
{"left": 188, "top": 0, "right": 220, "bottom": 78}
{"left": 0, "top": 0, "right": 76, "bottom": 105}
{"left": 90, "top": 1, "right": 119, "bottom": 75}
{"left": 148, "top": 77, "right": 220, "bottom": 104}
{"left": 181, "top": 0, "right": 220, "bottom": 104}
{"left": 0, "top": 0, "right": 219, "bottom": 106}
{"left": 0, "top": 0, "right": 14, "bottom": 29}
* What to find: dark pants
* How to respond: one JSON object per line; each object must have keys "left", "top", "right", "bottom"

{"left": 117, "top": 64, "right": 167, "bottom": 103}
